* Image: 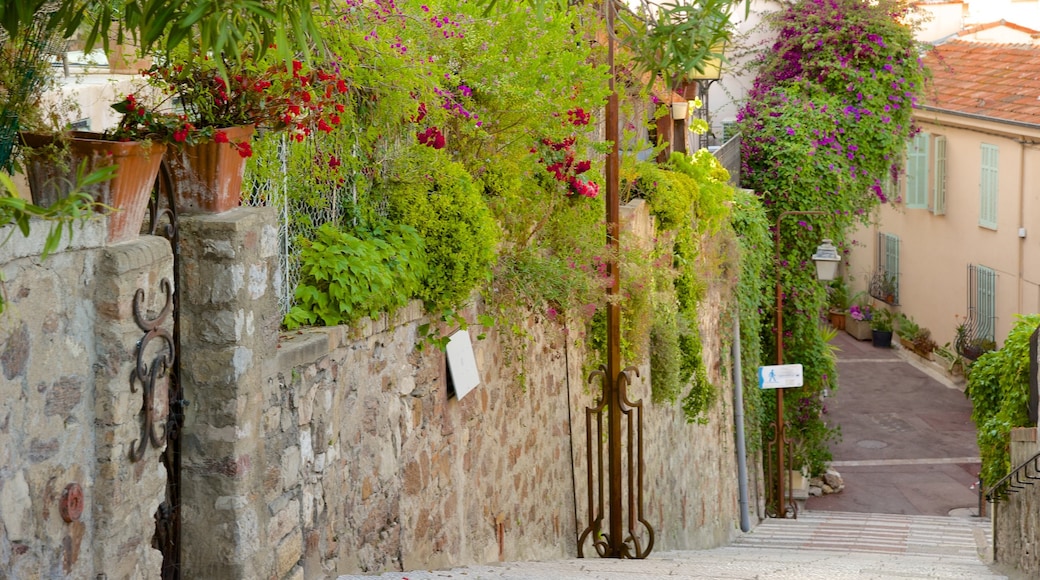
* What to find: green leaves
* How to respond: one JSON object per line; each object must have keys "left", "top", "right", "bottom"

{"left": 62, "top": 0, "right": 328, "bottom": 70}
{"left": 618, "top": 0, "right": 737, "bottom": 89}
{"left": 284, "top": 222, "right": 428, "bottom": 330}
{"left": 967, "top": 313, "right": 1040, "bottom": 487}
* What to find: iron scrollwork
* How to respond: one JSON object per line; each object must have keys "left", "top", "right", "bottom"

{"left": 578, "top": 365, "right": 655, "bottom": 559}
{"left": 129, "top": 278, "right": 176, "bottom": 462}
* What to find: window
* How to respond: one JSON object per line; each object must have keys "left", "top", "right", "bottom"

{"left": 870, "top": 232, "right": 900, "bottom": 304}
{"left": 932, "top": 135, "right": 947, "bottom": 215}
{"left": 980, "top": 143, "right": 999, "bottom": 229}
{"left": 905, "top": 132, "right": 929, "bottom": 208}
{"left": 973, "top": 264, "right": 996, "bottom": 342}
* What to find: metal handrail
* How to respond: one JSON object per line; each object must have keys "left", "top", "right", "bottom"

{"left": 985, "top": 449, "right": 1040, "bottom": 503}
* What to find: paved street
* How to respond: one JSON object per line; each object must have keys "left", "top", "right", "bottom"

{"left": 338, "top": 329, "right": 1006, "bottom": 580}
{"left": 807, "top": 330, "right": 982, "bottom": 516}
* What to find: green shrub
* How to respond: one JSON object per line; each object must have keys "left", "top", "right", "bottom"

{"left": 967, "top": 313, "right": 1040, "bottom": 487}
{"left": 380, "top": 146, "right": 499, "bottom": 309}
{"left": 285, "top": 222, "right": 427, "bottom": 329}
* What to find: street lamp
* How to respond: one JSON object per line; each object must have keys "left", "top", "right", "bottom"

{"left": 770, "top": 211, "right": 839, "bottom": 518}
{"left": 684, "top": 42, "right": 725, "bottom": 150}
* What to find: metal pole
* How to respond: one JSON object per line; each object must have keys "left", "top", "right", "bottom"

{"left": 604, "top": 0, "right": 623, "bottom": 556}
{"left": 772, "top": 210, "right": 826, "bottom": 518}
{"left": 732, "top": 315, "right": 751, "bottom": 532}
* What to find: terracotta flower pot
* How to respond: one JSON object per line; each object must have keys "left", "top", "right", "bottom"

{"left": 21, "top": 131, "right": 165, "bottom": 244}
{"left": 165, "top": 125, "right": 254, "bottom": 214}
{"left": 828, "top": 310, "right": 846, "bottom": 330}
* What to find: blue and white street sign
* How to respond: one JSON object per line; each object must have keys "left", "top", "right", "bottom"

{"left": 758, "top": 364, "right": 804, "bottom": 389}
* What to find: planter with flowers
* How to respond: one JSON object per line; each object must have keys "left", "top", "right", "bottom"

{"left": 141, "top": 54, "right": 347, "bottom": 213}
{"left": 20, "top": 130, "right": 165, "bottom": 243}
{"left": 846, "top": 301, "right": 873, "bottom": 341}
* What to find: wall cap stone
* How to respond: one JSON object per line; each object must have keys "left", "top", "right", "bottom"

{"left": 1011, "top": 427, "right": 1038, "bottom": 442}
{"left": 100, "top": 235, "right": 173, "bottom": 275}
{"left": 180, "top": 206, "right": 272, "bottom": 234}
{"left": 0, "top": 217, "right": 106, "bottom": 262}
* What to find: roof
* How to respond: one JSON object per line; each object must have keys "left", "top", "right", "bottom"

{"left": 923, "top": 40, "right": 1040, "bottom": 125}
{"left": 957, "top": 20, "right": 1040, "bottom": 38}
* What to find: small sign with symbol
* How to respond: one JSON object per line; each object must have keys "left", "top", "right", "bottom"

{"left": 758, "top": 364, "right": 804, "bottom": 389}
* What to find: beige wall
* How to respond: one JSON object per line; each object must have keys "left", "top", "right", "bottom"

{"left": 848, "top": 112, "right": 1040, "bottom": 349}
{"left": 913, "top": 2, "right": 967, "bottom": 43}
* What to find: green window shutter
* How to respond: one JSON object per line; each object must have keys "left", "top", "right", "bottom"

{"left": 932, "top": 135, "right": 947, "bottom": 215}
{"left": 980, "top": 144, "right": 999, "bottom": 229}
{"left": 976, "top": 265, "right": 996, "bottom": 341}
{"left": 885, "top": 233, "right": 900, "bottom": 302}
{"left": 906, "top": 132, "right": 929, "bottom": 208}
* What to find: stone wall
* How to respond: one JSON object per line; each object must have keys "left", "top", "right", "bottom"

{"left": 0, "top": 219, "right": 173, "bottom": 578}
{"left": 1, "top": 202, "right": 755, "bottom": 579}
{"left": 993, "top": 426, "right": 1040, "bottom": 578}
{"left": 203, "top": 203, "right": 750, "bottom": 577}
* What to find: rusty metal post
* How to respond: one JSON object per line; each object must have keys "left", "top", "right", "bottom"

{"left": 577, "top": 1, "right": 653, "bottom": 559}
{"left": 770, "top": 210, "right": 826, "bottom": 519}
{"left": 604, "top": 0, "right": 624, "bottom": 556}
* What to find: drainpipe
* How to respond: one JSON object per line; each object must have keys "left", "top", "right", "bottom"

{"left": 732, "top": 315, "right": 751, "bottom": 532}
{"left": 1018, "top": 140, "right": 1026, "bottom": 315}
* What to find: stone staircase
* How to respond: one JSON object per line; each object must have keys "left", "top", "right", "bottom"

{"left": 730, "top": 510, "right": 991, "bottom": 561}
{"left": 336, "top": 510, "right": 1007, "bottom": 579}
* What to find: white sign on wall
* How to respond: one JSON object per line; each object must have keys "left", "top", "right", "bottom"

{"left": 446, "top": 330, "right": 481, "bottom": 400}
{"left": 757, "top": 364, "right": 804, "bottom": 389}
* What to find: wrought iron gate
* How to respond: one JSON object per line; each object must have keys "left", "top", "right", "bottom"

{"left": 130, "top": 162, "right": 187, "bottom": 580}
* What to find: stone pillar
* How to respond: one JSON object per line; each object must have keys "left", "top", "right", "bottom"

{"left": 177, "top": 208, "right": 280, "bottom": 579}
{"left": 93, "top": 235, "right": 175, "bottom": 579}
{"left": 995, "top": 427, "right": 1040, "bottom": 576}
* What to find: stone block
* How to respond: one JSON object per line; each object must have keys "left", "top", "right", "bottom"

{"left": 275, "top": 532, "right": 303, "bottom": 578}
{"left": 268, "top": 499, "right": 300, "bottom": 545}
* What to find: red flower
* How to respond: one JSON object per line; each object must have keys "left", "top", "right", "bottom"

{"left": 233, "top": 141, "right": 253, "bottom": 158}
{"left": 214, "top": 131, "right": 230, "bottom": 144}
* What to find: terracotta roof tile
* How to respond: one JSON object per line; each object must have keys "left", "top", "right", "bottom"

{"left": 923, "top": 40, "right": 1040, "bottom": 125}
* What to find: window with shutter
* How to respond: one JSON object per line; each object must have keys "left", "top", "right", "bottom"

{"left": 932, "top": 135, "right": 946, "bottom": 215}
{"left": 976, "top": 265, "right": 996, "bottom": 342}
{"left": 980, "top": 143, "right": 999, "bottom": 229}
{"left": 906, "top": 132, "right": 929, "bottom": 208}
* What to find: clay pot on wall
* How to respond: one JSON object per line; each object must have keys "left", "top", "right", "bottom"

{"left": 20, "top": 131, "right": 165, "bottom": 243}
{"left": 165, "top": 125, "right": 254, "bottom": 214}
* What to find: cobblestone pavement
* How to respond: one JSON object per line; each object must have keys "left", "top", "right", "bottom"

{"left": 337, "top": 511, "right": 1004, "bottom": 580}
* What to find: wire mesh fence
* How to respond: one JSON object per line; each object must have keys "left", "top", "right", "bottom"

{"left": 243, "top": 133, "right": 348, "bottom": 317}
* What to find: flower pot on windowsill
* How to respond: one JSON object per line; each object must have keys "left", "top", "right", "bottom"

{"left": 20, "top": 131, "right": 165, "bottom": 243}
{"left": 165, "top": 125, "right": 254, "bottom": 214}
{"left": 872, "top": 330, "right": 893, "bottom": 348}
{"left": 845, "top": 318, "right": 872, "bottom": 341}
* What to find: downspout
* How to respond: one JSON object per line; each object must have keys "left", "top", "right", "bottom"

{"left": 1018, "top": 140, "right": 1026, "bottom": 315}
{"left": 732, "top": 315, "right": 751, "bottom": 532}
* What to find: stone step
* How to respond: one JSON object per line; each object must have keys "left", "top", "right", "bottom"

{"left": 730, "top": 510, "right": 992, "bottom": 562}
{"left": 336, "top": 511, "right": 1005, "bottom": 580}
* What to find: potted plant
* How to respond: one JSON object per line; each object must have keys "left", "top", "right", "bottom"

{"left": 846, "top": 293, "right": 873, "bottom": 340}
{"left": 132, "top": 52, "right": 348, "bottom": 213}
{"left": 894, "top": 312, "right": 919, "bottom": 349}
{"left": 870, "top": 308, "right": 893, "bottom": 348}
{"left": 826, "top": 279, "right": 849, "bottom": 330}
{"left": 911, "top": 328, "right": 937, "bottom": 358}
